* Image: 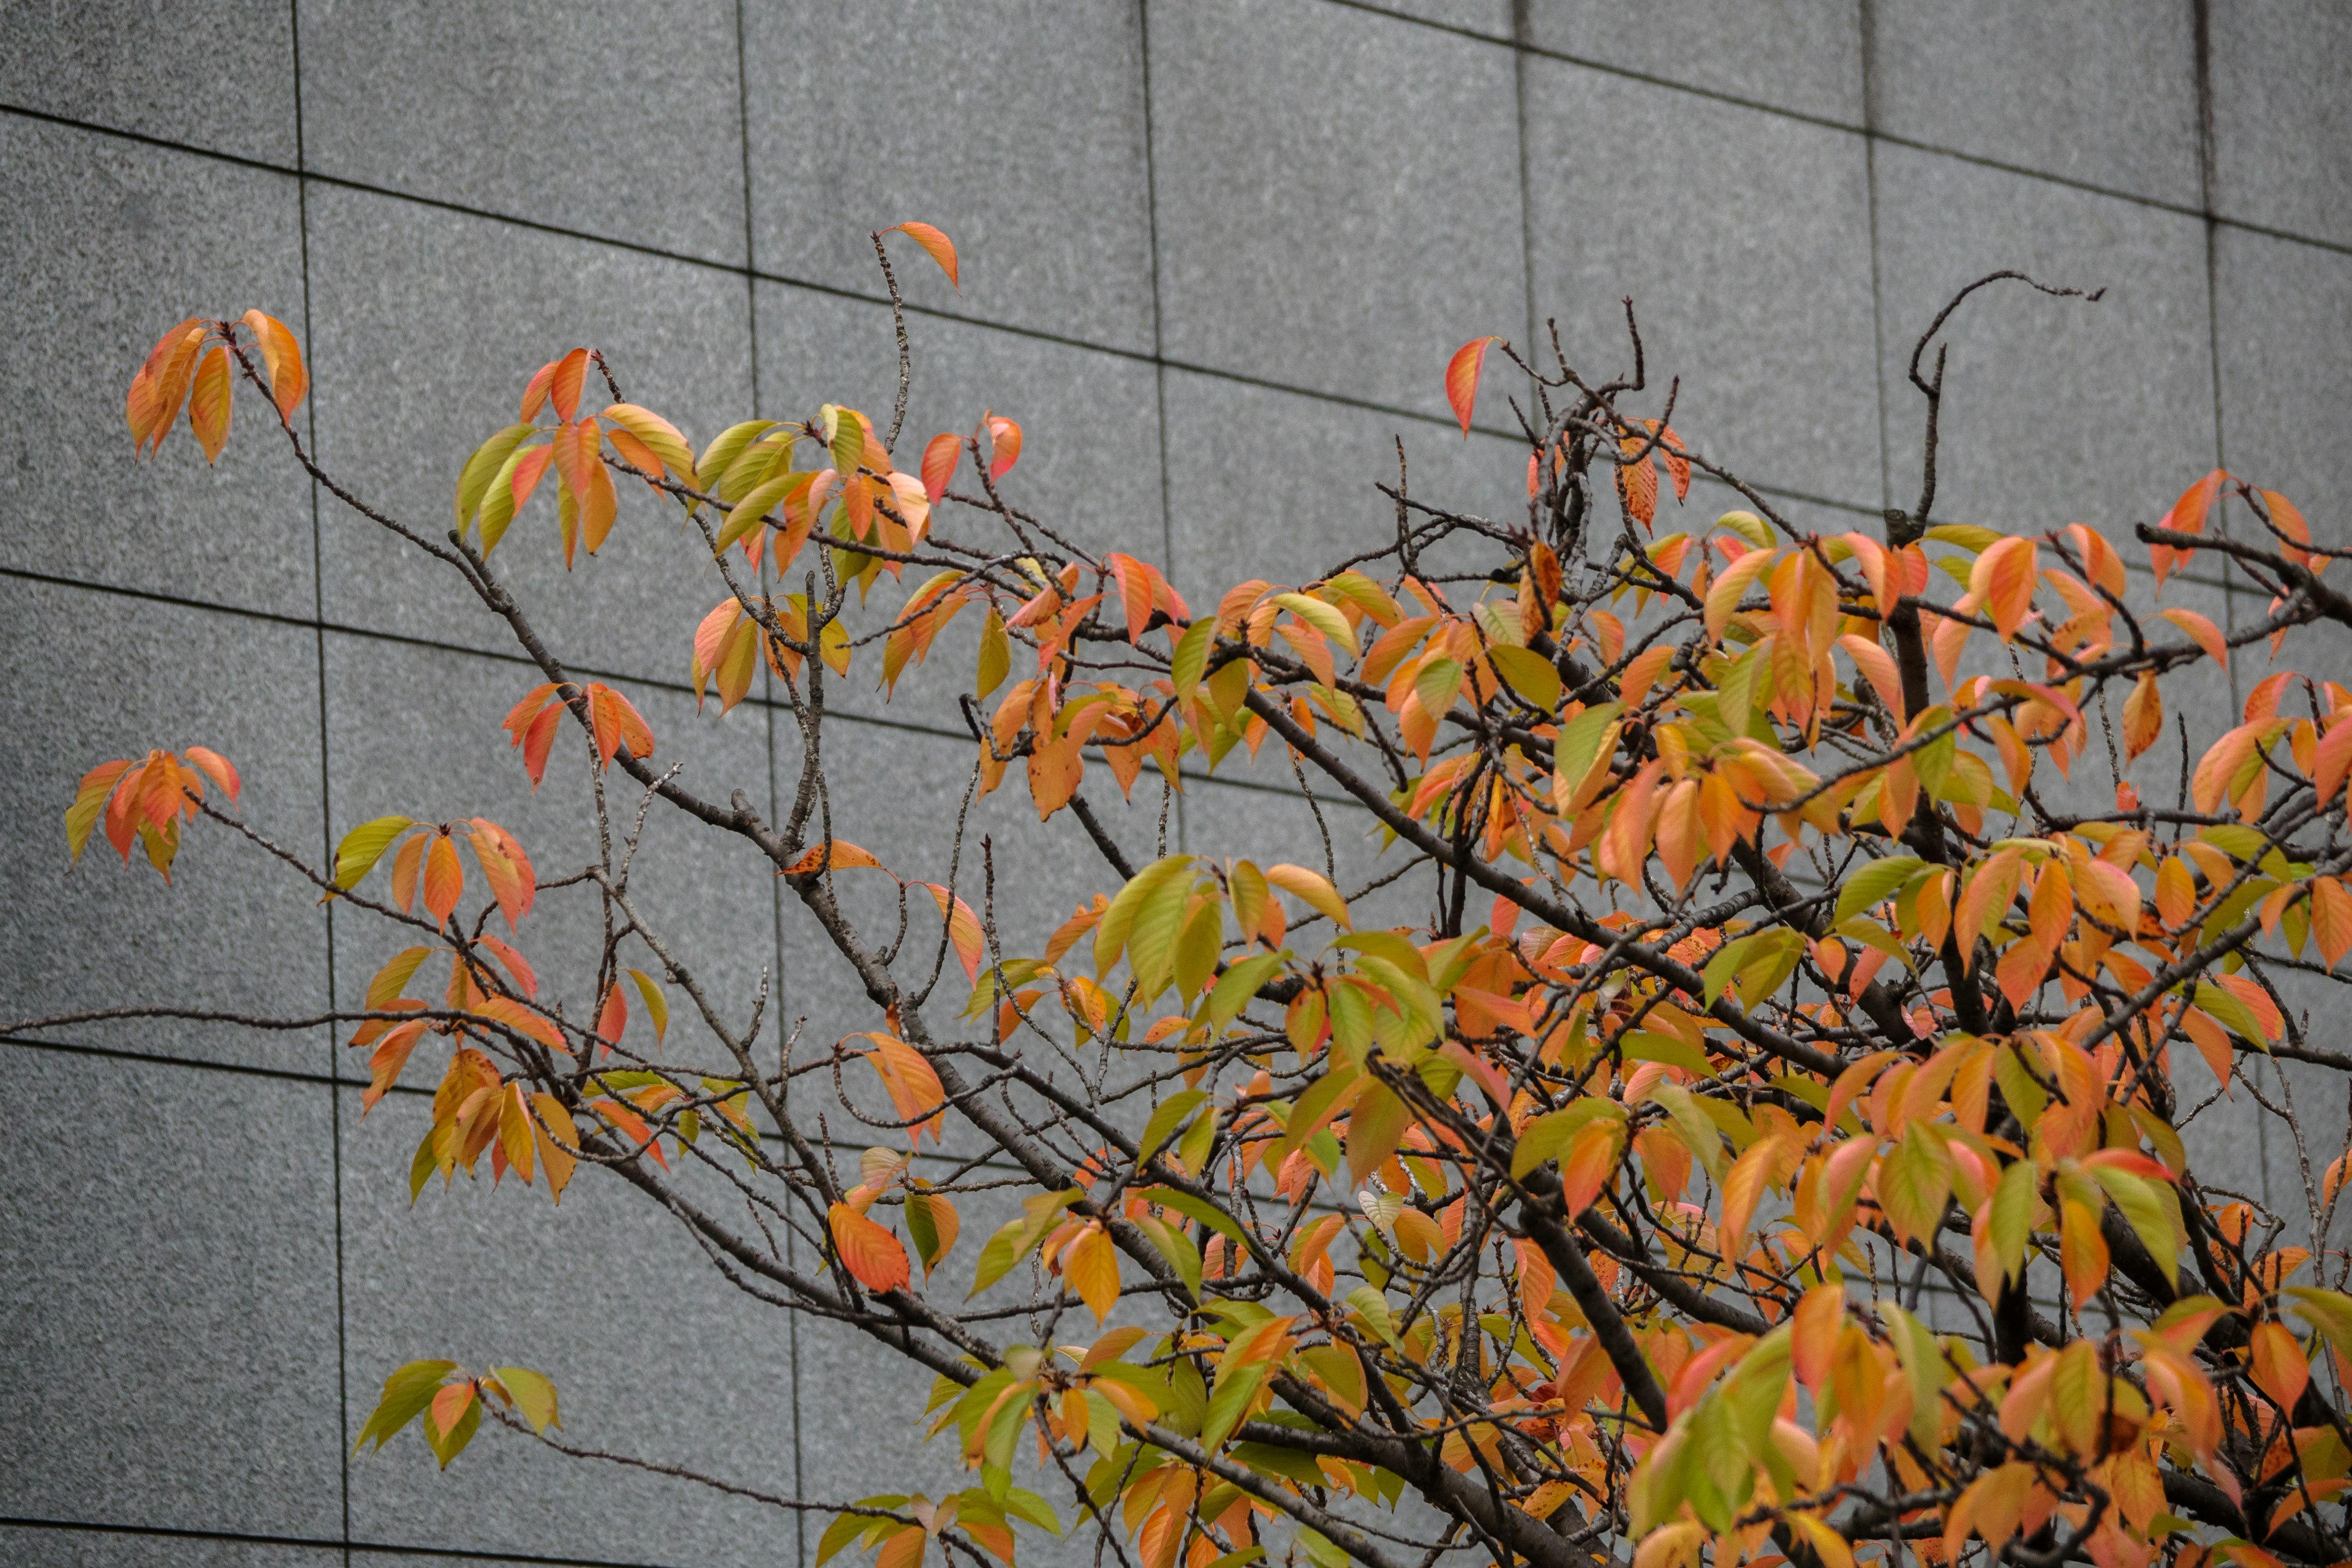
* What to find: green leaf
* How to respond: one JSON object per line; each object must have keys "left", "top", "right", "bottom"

{"left": 1138, "top": 1215, "right": 1204, "bottom": 1299}
{"left": 1834, "top": 856, "right": 1924, "bottom": 925}
{"left": 626, "top": 969, "right": 669, "bottom": 1043}
{"left": 826, "top": 404, "right": 864, "bottom": 476}
{"left": 491, "top": 1365, "right": 560, "bottom": 1433}
{"left": 976, "top": 608, "right": 1010, "bottom": 699}
{"left": 456, "top": 424, "right": 534, "bottom": 531}
{"left": 1512, "top": 1098, "right": 1627, "bottom": 1179}
{"left": 1094, "top": 854, "right": 1195, "bottom": 976}
{"left": 1923, "top": 523, "right": 2002, "bottom": 553}
{"left": 1414, "top": 658, "right": 1463, "bottom": 722}
{"left": 1346, "top": 1284, "right": 1401, "bottom": 1349}
{"left": 1200, "top": 1361, "right": 1266, "bottom": 1452}
{"left": 1170, "top": 619, "right": 1216, "bottom": 701}
{"left": 1881, "top": 1304, "right": 1950, "bottom": 1449}
{"left": 1205, "top": 952, "right": 1287, "bottom": 1030}
{"left": 1553, "top": 702, "right": 1623, "bottom": 786}
{"left": 2192, "top": 980, "right": 2271, "bottom": 1050}
{"left": 2286, "top": 1287, "right": 2352, "bottom": 1358}
{"left": 1877, "top": 1123, "right": 1954, "bottom": 1245}
{"left": 1619, "top": 1030, "right": 1716, "bottom": 1079}
{"left": 333, "top": 816, "right": 415, "bottom": 892}
{"left": 1140, "top": 1090, "right": 1208, "bottom": 1165}
{"left": 1488, "top": 644, "right": 1561, "bottom": 711}
{"left": 2090, "top": 1165, "right": 2179, "bottom": 1289}
{"left": 1644, "top": 1080, "right": 1727, "bottom": 1180}
{"left": 1140, "top": 1186, "right": 1250, "bottom": 1246}
{"left": 1988, "top": 1156, "right": 2035, "bottom": 1286}
{"left": 698, "top": 419, "right": 779, "bottom": 494}
{"left": 815, "top": 1513, "right": 869, "bottom": 1568}
{"left": 353, "top": 1358, "right": 457, "bottom": 1454}
{"left": 1295, "top": 1527, "right": 1351, "bottom": 1568}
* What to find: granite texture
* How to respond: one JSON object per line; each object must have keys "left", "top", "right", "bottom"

{"left": 8, "top": 0, "right": 2351, "bottom": 1558}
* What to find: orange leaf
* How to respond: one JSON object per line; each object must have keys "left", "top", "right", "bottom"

{"left": 923, "top": 883, "right": 986, "bottom": 982}
{"left": 126, "top": 318, "right": 202, "bottom": 452}
{"left": 181, "top": 746, "right": 241, "bottom": 805}
{"left": 981, "top": 412, "right": 1021, "bottom": 480}
{"left": 2122, "top": 671, "right": 2164, "bottom": 760}
{"left": 783, "top": 840, "right": 888, "bottom": 875}
{"left": 2158, "top": 606, "right": 2229, "bottom": 668}
{"left": 2152, "top": 469, "right": 2223, "bottom": 586}
{"left": 187, "top": 345, "right": 232, "bottom": 464}
{"left": 921, "top": 432, "right": 961, "bottom": 502}
{"left": 240, "top": 309, "right": 308, "bottom": 418}
{"left": 422, "top": 833, "right": 464, "bottom": 929}
{"left": 884, "top": 221, "right": 959, "bottom": 288}
{"left": 1445, "top": 336, "right": 1499, "bottom": 436}
{"left": 1969, "top": 536, "right": 2038, "bottom": 639}
{"left": 585, "top": 682, "right": 654, "bottom": 768}
{"left": 595, "top": 982, "right": 627, "bottom": 1049}
{"left": 1065, "top": 1222, "right": 1121, "bottom": 1322}
{"left": 829, "top": 1202, "right": 911, "bottom": 1293}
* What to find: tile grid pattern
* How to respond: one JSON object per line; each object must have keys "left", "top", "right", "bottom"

{"left": 4, "top": 1, "right": 2348, "bottom": 1564}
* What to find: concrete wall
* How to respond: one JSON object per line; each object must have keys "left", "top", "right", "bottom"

{"left": 4, "top": 1, "right": 2349, "bottom": 1564}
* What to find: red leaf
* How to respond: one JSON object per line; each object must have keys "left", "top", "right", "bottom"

{"left": 1446, "top": 336, "right": 1499, "bottom": 436}
{"left": 829, "top": 1202, "right": 911, "bottom": 1292}
{"left": 921, "top": 432, "right": 961, "bottom": 502}
{"left": 884, "top": 222, "right": 959, "bottom": 289}
{"left": 585, "top": 683, "right": 654, "bottom": 769}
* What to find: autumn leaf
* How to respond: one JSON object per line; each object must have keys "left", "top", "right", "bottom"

{"left": 884, "top": 221, "right": 960, "bottom": 289}
{"left": 1446, "top": 336, "right": 1499, "bottom": 436}
{"left": 830, "top": 1202, "right": 911, "bottom": 1293}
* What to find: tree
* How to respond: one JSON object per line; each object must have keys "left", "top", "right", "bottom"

{"left": 23, "top": 231, "right": 2352, "bottom": 1568}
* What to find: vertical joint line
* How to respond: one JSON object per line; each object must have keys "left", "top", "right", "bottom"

{"left": 285, "top": 2, "right": 349, "bottom": 1559}
{"left": 1858, "top": 0, "right": 1895, "bottom": 517}
{"left": 1137, "top": 0, "right": 1183, "bottom": 853}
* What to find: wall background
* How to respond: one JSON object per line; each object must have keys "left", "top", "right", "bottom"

{"left": 4, "top": 2, "right": 2350, "bottom": 1566}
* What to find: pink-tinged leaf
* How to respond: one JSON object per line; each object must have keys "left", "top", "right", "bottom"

{"left": 2158, "top": 606, "right": 2228, "bottom": 667}
{"left": 884, "top": 222, "right": 959, "bottom": 290}
{"left": 476, "top": 933, "right": 538, "bottom": 998}
{"left": 981, "top": 412, "right": 1021, "bottom": 480}
{"left": 921, "top": 432, "right": 960, "bottom": 502}
{"left": 1446, "top": 336, "right": 1499, "bottom": 436}
{"left": 181, "top": 746, "right": 241, "bottom": 805}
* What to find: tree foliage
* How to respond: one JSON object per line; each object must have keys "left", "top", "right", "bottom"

{"left": 32, "top": 232, "right": 2352, "bottom": 1568}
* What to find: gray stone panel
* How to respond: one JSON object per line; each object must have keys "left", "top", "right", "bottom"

{"left": 322, "top": 632, "right": 781, "bottom": 1082}
{"left": 0, "top": 578, "right": 330, "bottom": 1071}
{"left": 2211, "top": 0, "right": 2352, "bottom": 249}
{"left": 0, "top": 2, "right": 298, "bottom": 164}
{"left": 2214, "top": 227, "right": 2352, "bottom": 548}
{"left": 0, "top": 116, "right": 315, "bottom": 619}
{"left": 1866, "top": 0, "right": 2203, "bottom": 209}
{"left": 744, "top": 0, "right": 1156, "bottom": 353}
{"left": 1527, "top": 0, "right": 1866, "bottom": 124}
{"left": 339, "top": 1087, "right": 801, "bottom": 1568}
{"left": 1158, "top": 368, "right": 1527, "bottom": 600}
{"left": 1524, "top": 60, "right": 1882, "bottom": 510}
{"left": 771, "top": 712, "right": 1164, "bottom": 1160}
{"left": 1872, "top": 144, "right": 2218, "bottom": 543}
{"left": 295, "top": 0, "right": 749, "bottom": 265}
{"left": 1147, "top": 0, "right": 1528, "bottom": 422}
{"left": 0, "top": 1526, "right": 338, "bottom": 1568}
{"left": 304, "top": 183, "right": 757, "bottom": 687}
{"left": 0, "top": 1047, "right": 344, "bottom": 1538}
